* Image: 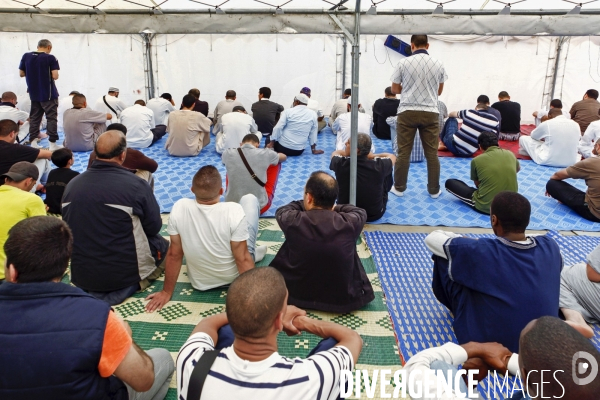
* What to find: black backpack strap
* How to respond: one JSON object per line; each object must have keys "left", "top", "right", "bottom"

{"left": 237, "top": 147, "right": 266, "bottom": 187}
{"left": 103, "top": 95, "right": 118, "bottom": 116}
{"left": 187, "top": 350, "right": 219, "bottom": 400}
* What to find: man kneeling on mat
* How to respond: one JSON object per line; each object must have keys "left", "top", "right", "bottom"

{"left": 425, "top": 192, "right": 563, "bottom": 353}
{"left": 176, "top": 267, "right": 361, "bottom": 400}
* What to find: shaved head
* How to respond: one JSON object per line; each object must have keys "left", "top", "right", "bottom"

{"left": 191, "top": 165, "right": 222, "bottom": 201}
{"left": 94, "top": 130, "right": 127, "bottom": 160}
{"left": 1, "top": 91, "right": 17, "bottom": 102}
{"left": 226, "top": 267, "right": 287, "bottom": 339}
{"left": 72, "top": 94, "right": 86, "bottom": 107}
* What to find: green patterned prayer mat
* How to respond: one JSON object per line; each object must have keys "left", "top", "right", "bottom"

{"left": 62, "top": 217, "right": 403, "bottom": 400}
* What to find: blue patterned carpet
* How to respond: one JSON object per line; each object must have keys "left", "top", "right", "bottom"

{"left": 42, "top": 126, "right": 600, "bottom": 231}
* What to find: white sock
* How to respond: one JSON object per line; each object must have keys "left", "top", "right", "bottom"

{"left": 254, "top": 245, "right": 268, "bottom": 263}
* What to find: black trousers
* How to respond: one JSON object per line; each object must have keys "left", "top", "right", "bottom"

{"left": 151, "top": 124, "right": 167, "bottom": 145}
{"left": 274, "top": 141, "right": 304, "bottom": 156}
{"left": 29, "top": 99, "right": 59, "bottom": 142}
{"left": 546, "top": 179, "right": 600, "bottom": 222}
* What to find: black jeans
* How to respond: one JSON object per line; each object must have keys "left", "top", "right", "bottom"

{"left": 151, "top": 125, "right": 167, "bottom": 145}
{"left": 29, "top": 99, "right": 58, "bottom": 142}
{"left": 546, "top": 179, "right": 600, "bottom": 222}
{"left": 274, "top": 141, "right": 304, "bottom": 156}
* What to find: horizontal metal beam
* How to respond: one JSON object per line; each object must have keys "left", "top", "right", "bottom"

{"left": 1, "top": 12, "right": 600, "bottom": 35}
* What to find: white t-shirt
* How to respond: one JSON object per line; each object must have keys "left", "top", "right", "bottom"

{"left": 167, "top": 198, "right": 249, "bottom": 291}
{"left": 0, "top": 105, "right": 28, "bottom": 125}
{"left": 93, "top": 94, "right": 127, "bottom": 125}
{"left": 333, "top": 112, "right": 375, "bottom": 152}
{"left": 215, "top": 112, "right": 259, "bottom": 153}
{"left": 146, "top": 98, "right": 175, "bottom": 126}
{"left": 177, "top": 332, "right": 354, "bottom": 400}
{"left": 120, "top": 104, "right": 156, "bottom": 149}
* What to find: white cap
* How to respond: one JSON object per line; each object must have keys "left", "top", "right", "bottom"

{"left": 295, "top": 93, "right": 310, "bottom": 105}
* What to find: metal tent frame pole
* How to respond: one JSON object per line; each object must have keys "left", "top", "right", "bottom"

{"left": 341, "top": 35, "right": 347, "bottom": 99}
{"left": 141, "top": 32, "right": 156, "bottom": 101}
{"left": 349, "top": 0, "right": 361, "bottom": 205}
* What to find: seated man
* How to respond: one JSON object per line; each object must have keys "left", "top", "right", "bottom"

{"left": 88, "top": 123, "right": 158, "bottom": 186}
{"left": 570, "top": 89, "right": 600, "bottom": 134}
{"left": 166, "top": 95, "right": 212, "bottom": 157}
{"left": 0, "top": 216, "right": 174, "bottom": 399}
{"left": 296, "top": 87, "right": 325, "bottom": 132}
{"left": 145, "top": 166, "right": 267, "bottom": 312}
{"left": 176, "top": 267, "right": 362, "bottom": 399}
{"left": 250, "top": 86, "right": 284, "bottom": 145}
{"left": 63, "top": 93, "right": 111, "bottom": 152}
{"left": 120, "top": 100, "right": 166, "bottom": 149}
{"left": 270, "top": 172, "right": 374, "bottom": 313}
{"left": 213, "top": 90, "right": 244, "bottom": 128}
{"left": 491, "top": 91, "right": 521, "bottom": 141}
{"left": 222, "top": 134, "right": 286, "bottom": 215}
{"left": 215, "top": 106, "right": 261, "bottom": 154}
{"left": 519, "top": 108, "right": 580, "bottom": 167}
{"left": 477, "top": 94, "right": 502, "bottom": 125}
{"left": 446, "top": 132, "right": 520, "bottom": 214}
{"left": 0, "top": 119, "right": 51, "bottom": 191}
{"left": 546, "top": 141, "right": 600, "bottom": 222}
{"left": 44, "top": 148, "right": 79, "bottom": 215}
{"left": 332, "top": 97, "right": 374, "bottom": 152}
{"left": 578, "top": 119, "right": 600, "bottom": 159}
{"left": 330, "top": 134, "right": 395, "bottom": 222}
{"left": 63, "top": 131, "right": 169, "bottom": 305}
{"left": 0, "top": 162, "right": 46, "bottom": 282}
{"left": 372, "top": 87, "right": 399, "bottom": 139}
{"left": 185, "top": 88, "right": 209, "bottom": 117}
{"left": 0, "top": 91, "right": 30, "bottom": 142}
{"left": 329, "top": 88, "right": 351, "bottom": 125}
{"left": 438, "top": 102, "right": 499, "bottom": 157}
{"left": 560, "top": 242, "right": 600, "bottom": 339}
{"left": 94, "top": 87, "right": 127, "bottom": 125}
{"left": 57, "top": 91, "right": 80, "bottom": 133}
{"left": 402, "top": 316, "right": 600, "bottom": 400}
{"left": 426, "top": 191, "right": 562, "bottom": 352}
{"left": 533, "top": 98, "right": 570, "bottom": 126}
{"left": 146, "top": 93, "right": 175, "bottom": 127}
{"left": 270, "top": 94, "right": 323, "bottom": 156}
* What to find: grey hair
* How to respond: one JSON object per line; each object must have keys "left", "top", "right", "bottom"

{"left": 38, "top": 39, "right": 52, "bottom": 48}
{"left": 357, "top": 133, "right": 372, "bottom": 157}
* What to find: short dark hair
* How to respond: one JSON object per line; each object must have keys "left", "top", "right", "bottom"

{"left": 106, "top": 123, "right": 127, "bottom": 134}
{"left": 160, "top": 93, "right": 172, "bottom": 101}
{"left": 384, "top": 87, "right": 393, "bottom": 96}
{"left": 188, "top": 88, "right": 200, "bottom": 99}
{"left": 343, "top": 88, "right": 351, "bottom": 96}
{"left": 242, "top": 134, "right": 259, "bottom": 145}
{"left": 72, "top": 93, "right": 86, "bottom": 106}
{"left": 5, "top": 217, "right": 72, "bottom": 283}
{"left": 550, "top": 99, "right": 563, "bottom": 109}
{"left": 1, "top": 91, "right": 17, "bottom": 102}
{"left": 411, "top": 35, "right": 428, "bottom": 48}
{"left": 491, "top": 191, "right": 530, "bottom": 233}
{"left": 477, "top": 95, "right": 490, "bottom": 104}
{"left": 226, "top": 267, "right": 287, "bottom": 339}
{"left": 305, "top": 171, "right": 338, "bottom": 209}
{"left": 191, "top": 165, "right": 222, "bottom": 201}
{"left": 232, "top": 106, "right": 246, "bottom": 112}
{"left": 357, "top": 133, "right": 372, "bottom": 157}
{"left": 226, "top": 90, "right": 236, "bottom": 98}
{"left": 69, "top": 90, "right": 80, "bottom": 96}
{"left": 520, "top": 317, "right": 600, "bottom": 399}
{"left": 182, "top": 94, "right": 196, "bottom": 108}
{"left": 548, "top": 108, "right": 563, "bottom": 119}
{"left": 135, "top": 99, "right": 146, "bottom": 106}
{"left": 51, "top": 148, "right": 73, "bottom": 168}
{"left": 586, "top": 89, "right": 599, "bottom": 100}
{"left": 0, "top": 119, "right": 18, "bottom": 137}
{"left": 259, "top": 87, "right": 271, "bottom": 98}
{"left": 498, "top": 91, "right": 510, "bottom": 99}
{"left": 37, "top": 39, "right": 52, "bottom": 48}
{"left": 477, "top": 131, "right": 499, "bottom": 150}
{"left": 94, "top": 132, "right": 127, "bottom": 159}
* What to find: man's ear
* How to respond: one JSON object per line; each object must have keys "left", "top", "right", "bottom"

{"left": 490, "top": 214, "right": 498, "bottom": 228}
{"left": 219, "top": 187, "right": 224, "bottom": 196}
{"left": 7, "top": 264, "right": 18, "bottom": 283}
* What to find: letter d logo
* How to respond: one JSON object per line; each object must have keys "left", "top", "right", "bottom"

{"left": 572, "top": 351, "right": 598, "bottom": 386}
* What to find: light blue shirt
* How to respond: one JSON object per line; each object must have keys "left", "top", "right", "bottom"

{"left": 271, "top": 105, "right": 318, "bottom": 151}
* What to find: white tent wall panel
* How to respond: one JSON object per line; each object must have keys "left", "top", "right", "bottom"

{"left": 560, "top": 36, "right": 600, "bottom": 113}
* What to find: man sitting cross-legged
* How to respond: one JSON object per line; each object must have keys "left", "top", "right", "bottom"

{"left": 0, "top": 216, "right": 175, "bottom": 399}
{"left": 425, "top": 192, "right": 563, "bottom": 352}
{"left": 222, "top": 134, "right": 286, "bottom": 215}
{"left": 270, "top": 171, "right": 374, "bottom": 313}
{"left": 63, "top": 93, "right": 111, "bottom": 152}
{"left": 145, "top": 166, "right": 267, "bottom": 312}
{"left": 176, "top": 267, "right": 362, "bottom": 400}
{"left": 402, "top": 316, "right": 600, "bottom": 400}
{"left": 445, "top": 131, "right": 520, "bottom": 214}
{"left": 165, "top": 94, "right": 212, "bottom": 157}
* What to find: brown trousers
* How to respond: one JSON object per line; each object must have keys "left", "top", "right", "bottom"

{"left": 394, "top": 110, "right": 441, "bottom": 194}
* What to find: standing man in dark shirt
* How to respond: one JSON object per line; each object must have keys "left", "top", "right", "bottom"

{"left": 44, "top": 148, "right": 79, "bottom": 215}
{"left": 251, "top": 87, "right": 284, "bottom": 145}
{"left": 491, "top": 91, "right": 521, "bottom": 141}
{"left": 330, "top": 134, "right": 395, "bottom": 222}
{"left": 570, "top": 89, "right": 600, "bottom": 134}
{"left": 185, "top": 88, "right": 209, "bottom": 117}
{"left": 372, "top": 87, "right": 399, "bottom": 140}
{"left": 19, "top": 39, "right": 62, "bottom": 151}
{"left": 270, "top": 172, "right": 374, "bottom": 313}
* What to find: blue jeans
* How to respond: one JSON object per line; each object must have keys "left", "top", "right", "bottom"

{"left": 238, "top": 194, "right": 260, "bottom": 261}
{"left": 439, "top": 118, "right": 466, "bottom": 157}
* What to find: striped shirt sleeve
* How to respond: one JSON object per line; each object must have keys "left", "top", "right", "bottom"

{"left": 177, "top": 332, "right": 216, "bottom": 400}
{"left": 306, "top": 345, "right": 354, "bottom": 400}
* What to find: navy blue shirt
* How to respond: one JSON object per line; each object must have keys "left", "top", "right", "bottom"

{"left": 19, "top": 52, "right": 60, "bottom": 102}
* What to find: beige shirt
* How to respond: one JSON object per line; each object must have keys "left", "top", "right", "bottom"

{"left": 570, "top": 98, "right": 600, "bottom": 133}
{"left": 63, "top": 108, "right": 107, "bottom": 152}
{"left": 213, "top": 99, "right": 244, "bottom": 128}
{"left": 165, "top": 110, "right": 212, "bottom": 156}
{"left": 567, "top": 157, "right": 600, "bottom": 219}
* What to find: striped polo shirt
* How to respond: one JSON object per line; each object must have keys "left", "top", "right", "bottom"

{"left": 453, "top": 109, "right": 499, "bottom": 156}
{"left": 177, "top": 332, "right": 354, "bottom": 400}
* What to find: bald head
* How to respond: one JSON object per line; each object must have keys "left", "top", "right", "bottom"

{"left": 1, "top": 92, "right": 17, "bottom": 103}
{"left": 72, "top": 94, "right": 86, "bottom": 108}
{"left": 94, "top": 130, "right": 127, "bottom": 161}
{"left": 305, "top": 171, "right": 338, "bottom": 209}
{"left": 191, "top": 166, "right": 222, "bottom": 201}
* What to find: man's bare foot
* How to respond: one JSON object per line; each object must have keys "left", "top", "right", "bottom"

{"left": 438, "top": 142, "right": 448, "bottom": 151}
{"left": 565, "top": 320, "right": 595, "bottom": 338}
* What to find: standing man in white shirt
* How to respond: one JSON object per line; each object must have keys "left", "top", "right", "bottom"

{"left": 146, "top": 93, "right": 175, "bottom": 127}
{"left": 57, "top": 91, "right": 80, "bottom": 133}
{"left": 0, "top": 92, "right": 30, "bottom": 143}
{"left": 297, "top": 87, "right": 326, "bottom": 132}
{"left": 213, "top": 90, "right": 244, "bottom": 131}
{"left": 519, "top": 108, "right": 581, "bottom": 167}
{"left": 215, "top": 106, "right": 261, "bottom": 154}
{"left": 93, "top": 87, "right": 127, "bottom": 126}
{"left": 120, "top": 100, "right": 166, "bottom": 149}
{"left": 332, "top": 97, "right": 374, "bottom": 151}
{"left": 390, "top": 35, "right": 448, "bottom": 198}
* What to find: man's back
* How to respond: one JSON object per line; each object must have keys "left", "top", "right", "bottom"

{"left": 491, "top": 100, "right": 521, "bottom": 134}
{"left": 62, "top": 161, "right": 161, "bottom": 292}
{"left": 372, "top": 97, "right": 399, "bottom": 139}
{"left": 219, "top": 113, "right": 257, "bottom": 151}
{"left": 438, "top": 235, "right": 562, "bottom": 352}
{"left": 19, "top": 52, "right": 60, "bottom": 102}
{"left": 392, "top": 53, "right": 447, "bottom": 113}
{"left": 532, "top": 116, "right": 580, "bottom": 167}
{"left": 165, "top": 110, "right": 211, "bottom": 156}
{"left": 251, "top": 99, "right": 284, "bottom": 134}
{"left": 167, "top": 198, "right": 248, "bottom": 291}
{"left": 274, "top": 106, "right": 317, "bottom": 150}
{"left": 63, "top": 108, "right": 106, "bottom": 152}
{"left": 0, "top": 141, "right": 40, "bottom": 175}
{"left": 329, "top": 98, "right": 348, "bottom": 122}
{"left": 271, "top": 201, "right": 374, "bottom": 312}
{"left": 570, "top": 98, "right": 600, "bottom": 133}
{"left": 94, "top": 95, "right": 126, "bottom": 124}
{"left": 0, "top": 105, "right": 29, "bottom": 126}
{"left": 146, "top": 98, "right": 175, "bottom": 126}
{"left": 214, "top": 99, "right": 244, "bottom": 125}
{"left": 471, "top": 147, "right": 519, "bottom": 213}
{"left": 120, "top": 105, "right": 154, "bottom": 149}
{"left": 451, "top": 109, "right": 499, "bottom": 156}
{"left": 334, "top": 113, "right": 373, "bottom": 151}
